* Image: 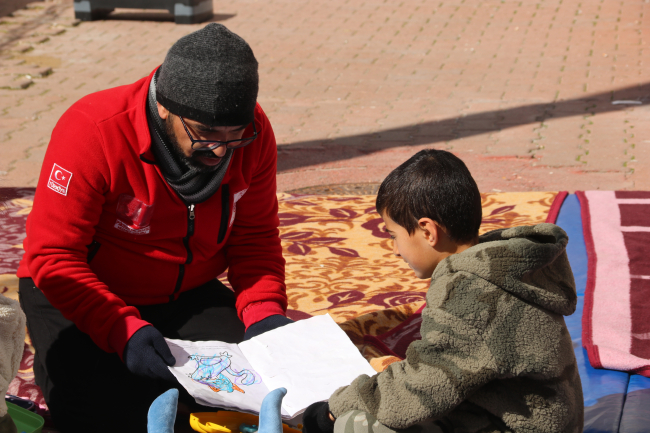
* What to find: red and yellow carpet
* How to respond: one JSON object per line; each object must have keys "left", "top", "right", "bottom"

{"left": 0, "top": 188, "right": 563, "bottom": 408}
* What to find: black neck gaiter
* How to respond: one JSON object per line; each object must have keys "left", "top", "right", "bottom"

{"left": 146, "top": 71, "right": 233, "bottom": 204}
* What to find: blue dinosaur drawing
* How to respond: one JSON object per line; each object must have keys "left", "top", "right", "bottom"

{"left": 188, "top": 351, "right": 261, "bottom": 394}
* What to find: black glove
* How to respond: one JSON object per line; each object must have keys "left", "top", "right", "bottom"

{"left": 302, "top": 401, "right": 335, "bottom": 433}
{"left": 123, "top": 325, "right": 177, "bottom": 382}
{"left": 243, "top": 314, "right": 293, "bottom": 341}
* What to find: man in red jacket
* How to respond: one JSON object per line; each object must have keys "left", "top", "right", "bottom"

{"left": 17, "top": 24, "right": 291, "bottom": 432}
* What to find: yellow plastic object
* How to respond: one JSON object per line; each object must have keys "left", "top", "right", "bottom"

{"left": 190, "top": 411, "right": 301, "bottom": 433}
{"left": 190, "top": 413, "right": 231, "bottom": 433}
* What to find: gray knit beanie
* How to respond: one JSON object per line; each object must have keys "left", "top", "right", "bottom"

{"left": 156, "top": 23, "right": 259, "bottom": 127}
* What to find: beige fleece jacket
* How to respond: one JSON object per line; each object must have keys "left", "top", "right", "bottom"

{"left": 0, "top": 295, "right": 26, "bottom": 418}
{"left": 329, "top": 224, "right": 584, "bottom": 432}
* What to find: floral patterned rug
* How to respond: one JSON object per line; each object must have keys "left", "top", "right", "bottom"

{"left": 275, "top": 191, "right": 562, "bottom": 363}
{"left": 277, "top": 191, "right": 560, "bottom": 323}
{"left": 0, "top": 188, "right": 561, "bottom": 410}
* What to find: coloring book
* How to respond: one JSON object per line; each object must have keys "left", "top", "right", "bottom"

{"left": 166, "top": 314, "right": 376, "bottom": 419}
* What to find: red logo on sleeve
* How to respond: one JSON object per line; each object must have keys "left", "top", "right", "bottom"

{"left": 47, "top": 164, "right": 73, "bottom": 196}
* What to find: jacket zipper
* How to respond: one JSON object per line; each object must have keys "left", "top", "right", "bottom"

{"left": 170, "top": 203, "right": 195, "bottom": 301}
{"left": 169, "top": 185, "right": 230, "bottom": 302}
{"left": 218, "top": 185, "right": 230, "bottom": 244}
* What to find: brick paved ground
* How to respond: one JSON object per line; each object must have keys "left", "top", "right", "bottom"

{"left": 0, "top": 1, "right": 33, "bottom": 19}
{"left": 0, "top": 0, "right": 649, "bottom": 192}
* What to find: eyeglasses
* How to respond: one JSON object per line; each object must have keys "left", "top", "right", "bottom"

{"left": 179, "top": 116, "right": 258, "bottom": 151}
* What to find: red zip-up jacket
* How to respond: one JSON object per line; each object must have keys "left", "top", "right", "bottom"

{"left": 17, "top": 69, "right": 287, "bottom": 357}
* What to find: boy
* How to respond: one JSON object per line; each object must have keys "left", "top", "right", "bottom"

{"left": 303, "top": 149, "right": 583, "bottom": 433}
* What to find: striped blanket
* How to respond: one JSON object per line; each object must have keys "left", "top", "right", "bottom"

{"left": 579, "top": 191, "right": 650, "bottom": 377}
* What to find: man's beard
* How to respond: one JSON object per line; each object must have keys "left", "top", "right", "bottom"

{"left": 165, "top": 115, "right": 223, "bottom": 173}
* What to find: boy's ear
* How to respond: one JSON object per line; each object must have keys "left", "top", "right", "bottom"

{"left": 418, "top": 218, "right": 440, "bottom": 247}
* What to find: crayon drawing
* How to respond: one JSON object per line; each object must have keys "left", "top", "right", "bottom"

{"left": 188, "top": 351, "right": 262, "bottom": 394}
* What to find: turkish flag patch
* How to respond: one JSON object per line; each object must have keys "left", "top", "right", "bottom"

{"left": 47, "top": 163, "right": 73, "bottom": 196}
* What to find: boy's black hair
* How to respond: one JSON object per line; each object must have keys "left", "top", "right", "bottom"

{"left": 376, "top": 149, "right": 482, "bottom": 243}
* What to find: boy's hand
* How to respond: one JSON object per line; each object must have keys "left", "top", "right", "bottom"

{"left": 302, "top": 401, "right": 335, "bottom": 433}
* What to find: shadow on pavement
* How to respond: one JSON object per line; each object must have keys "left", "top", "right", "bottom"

{"left": 0, "top": 2, "right": 72, "bottom": 53}
{"left": 277, "top": 82, "right": 650, "bottom": 173}
{"left": 0, "top": 0, "right": 33, "bottom": 19}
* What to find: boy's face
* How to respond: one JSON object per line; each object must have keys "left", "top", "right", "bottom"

{"left": 381, "top": 212, "right": 440, "bottom": 279}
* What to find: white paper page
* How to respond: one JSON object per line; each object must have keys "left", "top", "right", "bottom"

{"left": 239, "top": 314, "right": 376, "bottom": 417}
{"left": 166, "top": 338, "right": 285, "bottom": 416}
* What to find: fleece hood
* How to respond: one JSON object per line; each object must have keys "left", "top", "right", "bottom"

{"left": 435, "top": 223, "right": 577, "bottom": 316}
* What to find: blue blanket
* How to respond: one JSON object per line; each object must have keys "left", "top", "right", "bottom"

{"left": 557, "top": 194, "right": 650, "bottom": 433}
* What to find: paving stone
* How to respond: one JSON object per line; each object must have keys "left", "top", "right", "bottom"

{"left": 0, "top": 58, "right": 26, "bottom": 67}
{"left": 0, "top": 18, "right": 24, "bottom": 27}
{"left": 9, "top": 44, "right": 34, "bottom": 54}
{"left": 50, "top": 17, "right": 80, "bottom": 27}
{"left": 10, "top": 8, "right": 48, "bottom": 18}
{"left": 25, "top": 2, "right": 54, "bottom": 9}
{"left": 0, "top": 64, "right": 51, "bottom": 77}
{"left": 0, "top": 75, "right": 32, "bottom": 89}
{"left": 0, "top": 0, "right": 648, "bottom": 192}
{"left": 30, "top": 24, "right": 65, "bottom": 36}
